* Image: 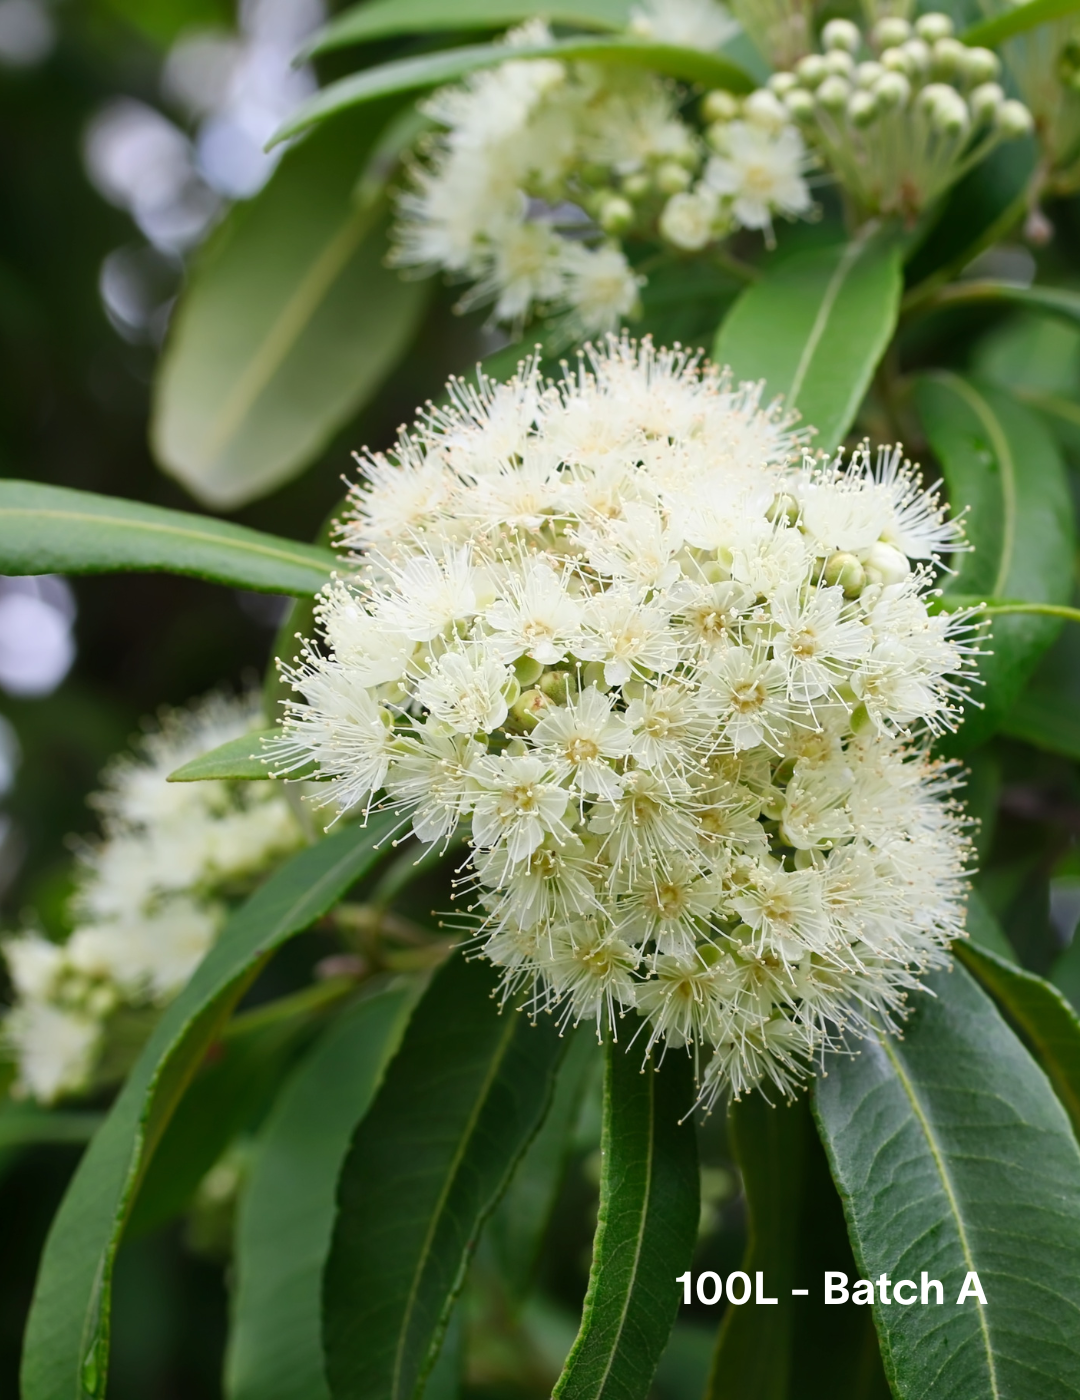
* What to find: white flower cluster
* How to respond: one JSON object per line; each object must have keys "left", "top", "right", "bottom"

{"left": 276, "top": 338, "right": 975, "bottom": 1100}
{"left": 391, "top": 16, "right": 812, "bottom": 337}
{"left": 1, "top": 694, "right": 303, "bottom": 1103}
{"left": 765, "top": 13, "right": 1033, "bottom": 220}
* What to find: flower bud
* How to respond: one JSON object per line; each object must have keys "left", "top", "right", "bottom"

{"left": 901, "top": 37, "right": 931, "bottom": 74}
{"left": 598, "top": 193, "right": 634, "bottom": 234}
{"left": 744, "top": 87, "right": 790, "bottom": 131}
{"left": 538, "top": 669, "right": 571, "bottom": 703}
{"left": 855, "top": 60, "right": 884, "bottom": 88}
{"left": 823, "top": 551, "right": 866, "bottom": 597}
{"left": 507, "top": 688, "right": 551, "bottom": 731}
{"left": 862, "top": 540, "right": 910, "bottom": 587}
{"left": 931, "top": 36, "right": 966, "bottom": 78}
{"left": 514, "top": 655, "right": 545, "bottom": 686}
{"left": 783, "top": 87, "right": 816, "bottom": 121}
{"left": 817, "top": 75, "right": 851, "bottom": 112}
{"left": 915, "top": 12, "right": 954, "bottom": 42}
{"left": 766, "top": 492, "right": 800, "bottom": 526}
{"left": 621, "top": 171, "right": 650, "bottom": 199}
{"left": 874, "top": 70, "right": 911, "bottom": 109}
{"left": 873, "top": 17, "right": 911, "bottom": 50}
{"left": 822, "top": 18, "right": 861, "bottom": 53}
{"left": 768, "top": 70, "right": 798, "bottom": 96}
{"left": 847, "top": 90, "right": 879, "bottom": 128}
{"left": 823, "top": 48, "right": 855, "bottom": 78}
{"left": 963, "top": 46, "right": 1000, "bottom": 85}
{"left": 928, "top": 87, "right": 970, "bottom": 136}
{"left": 655, "top": 160, "right": 692, "bottom": 194}
{"left": 881, "top": 45, "right": 912, "bottom": 75}
{"left": 996, "top": 99, "right": 1034, "bottom": 138}
{"left": 701, "top": 89, "right": 739, "bottom": 123}
{"left": 795, "top": 53, "right": 828, "bottom": 88}
{"left": 659, "top": 190, "right": 717, "bottom": 250}
{"left": 969, "top": 82, "right": 1004, "bottom": 125}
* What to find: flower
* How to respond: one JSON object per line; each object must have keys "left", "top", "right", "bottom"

{"left": 277, "top": 336, "right": 976, "bottom": 1101}
{"left": 1, "top": 692, "right": 304, "bottom": 1103}
{"left": 705, "top": 121, "right": 813, "bottom": 234}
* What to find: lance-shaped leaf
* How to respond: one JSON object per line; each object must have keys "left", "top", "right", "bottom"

{"left": 21, "top": 816, "right": 396, "bottom": 1400}
{"left": 168, "top": 728, "right": 282, "bottom": 783}
{"left": 152, "top": 106, "right": 428, "bottom": 510}
{"left": 553, "top": 1040, "right": 698, "bottom": 1400}
{"left": 227, "top": 982, "right": 420, "bottom": 1400}
{"left": 323, "top": 954, "right": 566, "bottom": 1400}
{"left": 0, "top": 481, "right": 335, "bottom": 597}
{"left": 963, "top": 0, "right": 1080, "bottom": 48}
{"left": 955, "top": 941, "right": 1080, "bottom": 1139}
{"left": 307, "top": 0, "right": 630, "bottom": 56}
{"left": 814, "top": 963, "right": 1080, "bottom": 1400}
{"left": 273, "top": 38, "right": 752, "bottom": 143}
{"left": 713, "top": 229, "right": 903, "bottom": 452}
{"left": 915, "top": 374, "right": 1074, "bottom": 750}
{"left": 922, "top": 280, "right": 1080, "bottom": 329}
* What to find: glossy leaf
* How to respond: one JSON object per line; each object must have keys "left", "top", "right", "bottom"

{"left": 706, "top": 1094, "right": 804, "bottom": 1400}
{"left": 553, "top": 1040, "right": 698, "bottom": 1400}
{"left": 814, "top": 963, "right": 1080, "bottom": 1400}
{"left": 914, "top": 374, "right": 1074, "bottom": 750}
{"left": 152, "top": 107, "right": 428, "bottom": 510}
{"left": 713, "top": 229, "right": 903, "bottom": 452}
{"left": 272, "top": 38, "right": 753, "bottom": 143}
{"left": 485, "top": 1027, "right": 597, "bottom": 1304}
{"left": 21, "top": 816, "right": 396, "bottom": 1400}
{"left": 963, "top": 0, "right": 1080, "bottom": 48}
{"left": 323, "top": 954, "right": 566, "bottom": 1400}
{"left": 956, "top": 941, "right": 1080, "bottom": 1139}
{"left": 307, "top": 0, "right": 629, "bottom": 56}
{"left": 925, "top": 279, "right": 1080, "bottom": 329}
{"left": 0, "top": 481, "right": 335, "bottom": 597}
{"left": 167, "top": 728, "right": 288, "bottom": 783}
{"left": 227, "top": 982, "right": 420, "bottom": 1400}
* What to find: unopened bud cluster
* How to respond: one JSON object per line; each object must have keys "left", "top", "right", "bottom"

{"left": 762, "top": 12, "right": 1033, "bottom": 220}
{"left": 275, "top": 338, "right": 976, "bottom": 1101}
{"left": 0, "top": 695, "right": 303, "bottom": 1102}
{"left": 997, "top": 18, "right": 1080, "bottom": 197}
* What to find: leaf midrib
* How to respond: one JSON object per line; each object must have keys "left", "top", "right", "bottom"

{"left": 788, "top": 227, "right": 874, "bottom": 406}
{"left": 391, "top": 1011, "right": 519, "bottom": 1400}
{"left": 879, "top": 1036, "right": 1001, "bottom": 1400}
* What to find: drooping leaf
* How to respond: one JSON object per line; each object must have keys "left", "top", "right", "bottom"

{"left": 485, "top": 1027, "right": 597, "bottom": 1304}
{"left": 21, "top": 816, "right": 396, "bottom": 1400}
{"left": 323, "top": 954, "right": 566, "bottom": 1400}
{"left": 152, "top": 107, "right": 428, "bottom": 510}
{"left": 914, "top": 374, "right": 1074, "bottom": 750}
{"left": 706, "top": 1094, "right": 805, "bottom": 1400}
{"left": 167, "top": 728, "right": 282, "bottom": 783}
{"left": 552, "top": 1039, "right": 699, "bottom": 1400}
{"left": 227, "top": 982, "right": 420, "bottom": 1400}
{"left": 962, "top": 0, "right": 1080, "bottom": 48}
{"left": 0, "top": 481, "right": 335, "bottom": 597}
{"left": 814, "top": 963, "right": 1080, "bottom": 1400}
{"left": 127, "top": 979, "right": 356, "bottom": 1239}
{"left": 956, "top": 941, "right": 1080, "bottom": 1139}
{"left": 713, "top": 229, "right": 903, "bottom": 452}
{"left": 925, "top": 280, "right": 1080, "bottom": 330}
{"left": 306, "top": 0, "right": 630, "bottom": 56}
{"left": 272, "top": 38, "right": 753, "bottom": 144}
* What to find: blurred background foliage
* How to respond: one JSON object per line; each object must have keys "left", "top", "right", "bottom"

{"left": 2, "top": 0, "right": 1080, "bottom": 1396}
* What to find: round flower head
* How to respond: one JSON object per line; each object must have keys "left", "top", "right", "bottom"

{"left": 1, "top": 691, "right": 304, "bottom": 1102}
{"left": 277, "top": 336, "right": 977, "bottom": 1102}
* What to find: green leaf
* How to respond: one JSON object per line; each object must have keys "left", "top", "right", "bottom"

{"left": 21, "top": 816, "right": 396, "bottom": 1400}
{"left": 272, "top": 37, "right": 753, "bottom": 144}
{"left": 706, "top": 1094, "right": 804, "bottom": 1400}
{"left": 552, "top": 1040, "right": 699, "bottom": 1400}
{"left": 307, "top": 0, "right": 630, "bottom": 56}
{"left": 713, "top": 228, "right": 903, "bottom": 452}
{"left": 956, "top": 940, "right": 1080, "bottom": 1139}
{"left": 485, "top": 1026, "right": 597, "bottom": 1304}
{"left": 1053, "top": 938, "right": 1080, "bottom": 1016}
{"left": 127, "top": 979, "right": 355, "bottom": 1239}
{"left": 814, "top": 963, "right": 1080, "bottom": 1400}
{"left": 323, "top": 953, "right": 566, "bottom": 1400}
{"left": 167, "top": 728, "right": 281, "bottom": 783}
{"left": 926, "top": 280, "right": 1080, "bottom": 330}
{"left": 962, "top": 0, "right": 1080, "bottom": 49}
{"left": 914, "top": 374, "right": 1075, "bottom": 750}
{"left": 965, "top": 887, "right": 1019, "bottom": 965}
{"left": 227, "top": 982, "right": 420, "bottom": 1400}
{"left": 0, "top": 481, "right": 335, "bottom": 598}
{"left": 152, "top": 108, "right": 428, "bottom": 510}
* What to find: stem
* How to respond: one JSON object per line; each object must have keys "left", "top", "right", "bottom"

{"left": 981, "top": 602, "right": 1080, "bottom": 625}
{"left": 710, "top": 245, "right": 759, "bottom": 283}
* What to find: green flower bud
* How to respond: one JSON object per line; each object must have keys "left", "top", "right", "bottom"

{"left": 969, "top": 82, "right": 1004, "bottom": 125}
{"left": 701, "top": 89, "right": 739, "bottom": 123}
{"left": 901, "top": 37, "right": 931, "bottom": 73}
{"left": 862, "top": 540, "right": 910, "bottom": 587}
{"left": 880, "top": 45, "right": 912, "bottom": 76}
{"left": 847, "top": 90, "right": 879, "bottom": 128}
{"left": 817, "top": 75, "right": 852, "bottom": 111}
{"left": 822, "top": 18, "right": 861, "bottom": 54}
{"left": 538, "top": 669, "right": 571, "bottom": 703}
{"left": 768, "top": 71, "right": 798, "bottom": 96}
{"left": 655, "top": 161, "right": 691, "bottom": 195}
{"left": 996, "top": 99, "right": 1034, "bottom": 138}
{"left": 915, "top": 12, "right": 954, "bottom": 42}
{"left": 598, "top": 193, "right": 634, "bottom": 234}
{"left": 783, "top": 88, "right": 816, "bottom": 121}
{"left": 513, "top": 655, "right": 545, "bottom": 686}
{"left": 823, "top": 48, "right": 855, "bottom": 78}
{"left": 931, "top": 36, "right": 966, "bottom": 78}
{"left": 874, "top": 70, "right": 911, "bottom": 109}
{"left": 872, "top": 17, "right": 911, "bottom": 50}
{"left": 744, "top": 87, "right": 789, "bottom": 130}
{"left": 855, "top": 60, "right": 884, "bottom": 88}
{"left": 963, "top": 46, "right": 1000, "bottom": 85}
{"left": 621, "top": 171, "right": 650, "bottom": 199}
{"left": 507, "top": 688, "right": 551, "bottom": 731}
{"left": 823, "top": 551, "right": 866, "bottom": 597}
{"left": 766, "top": 492, "right": 800, "bottom": 526}
{"left": 795, "top": 53, "right": 828, "bottom": 88}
